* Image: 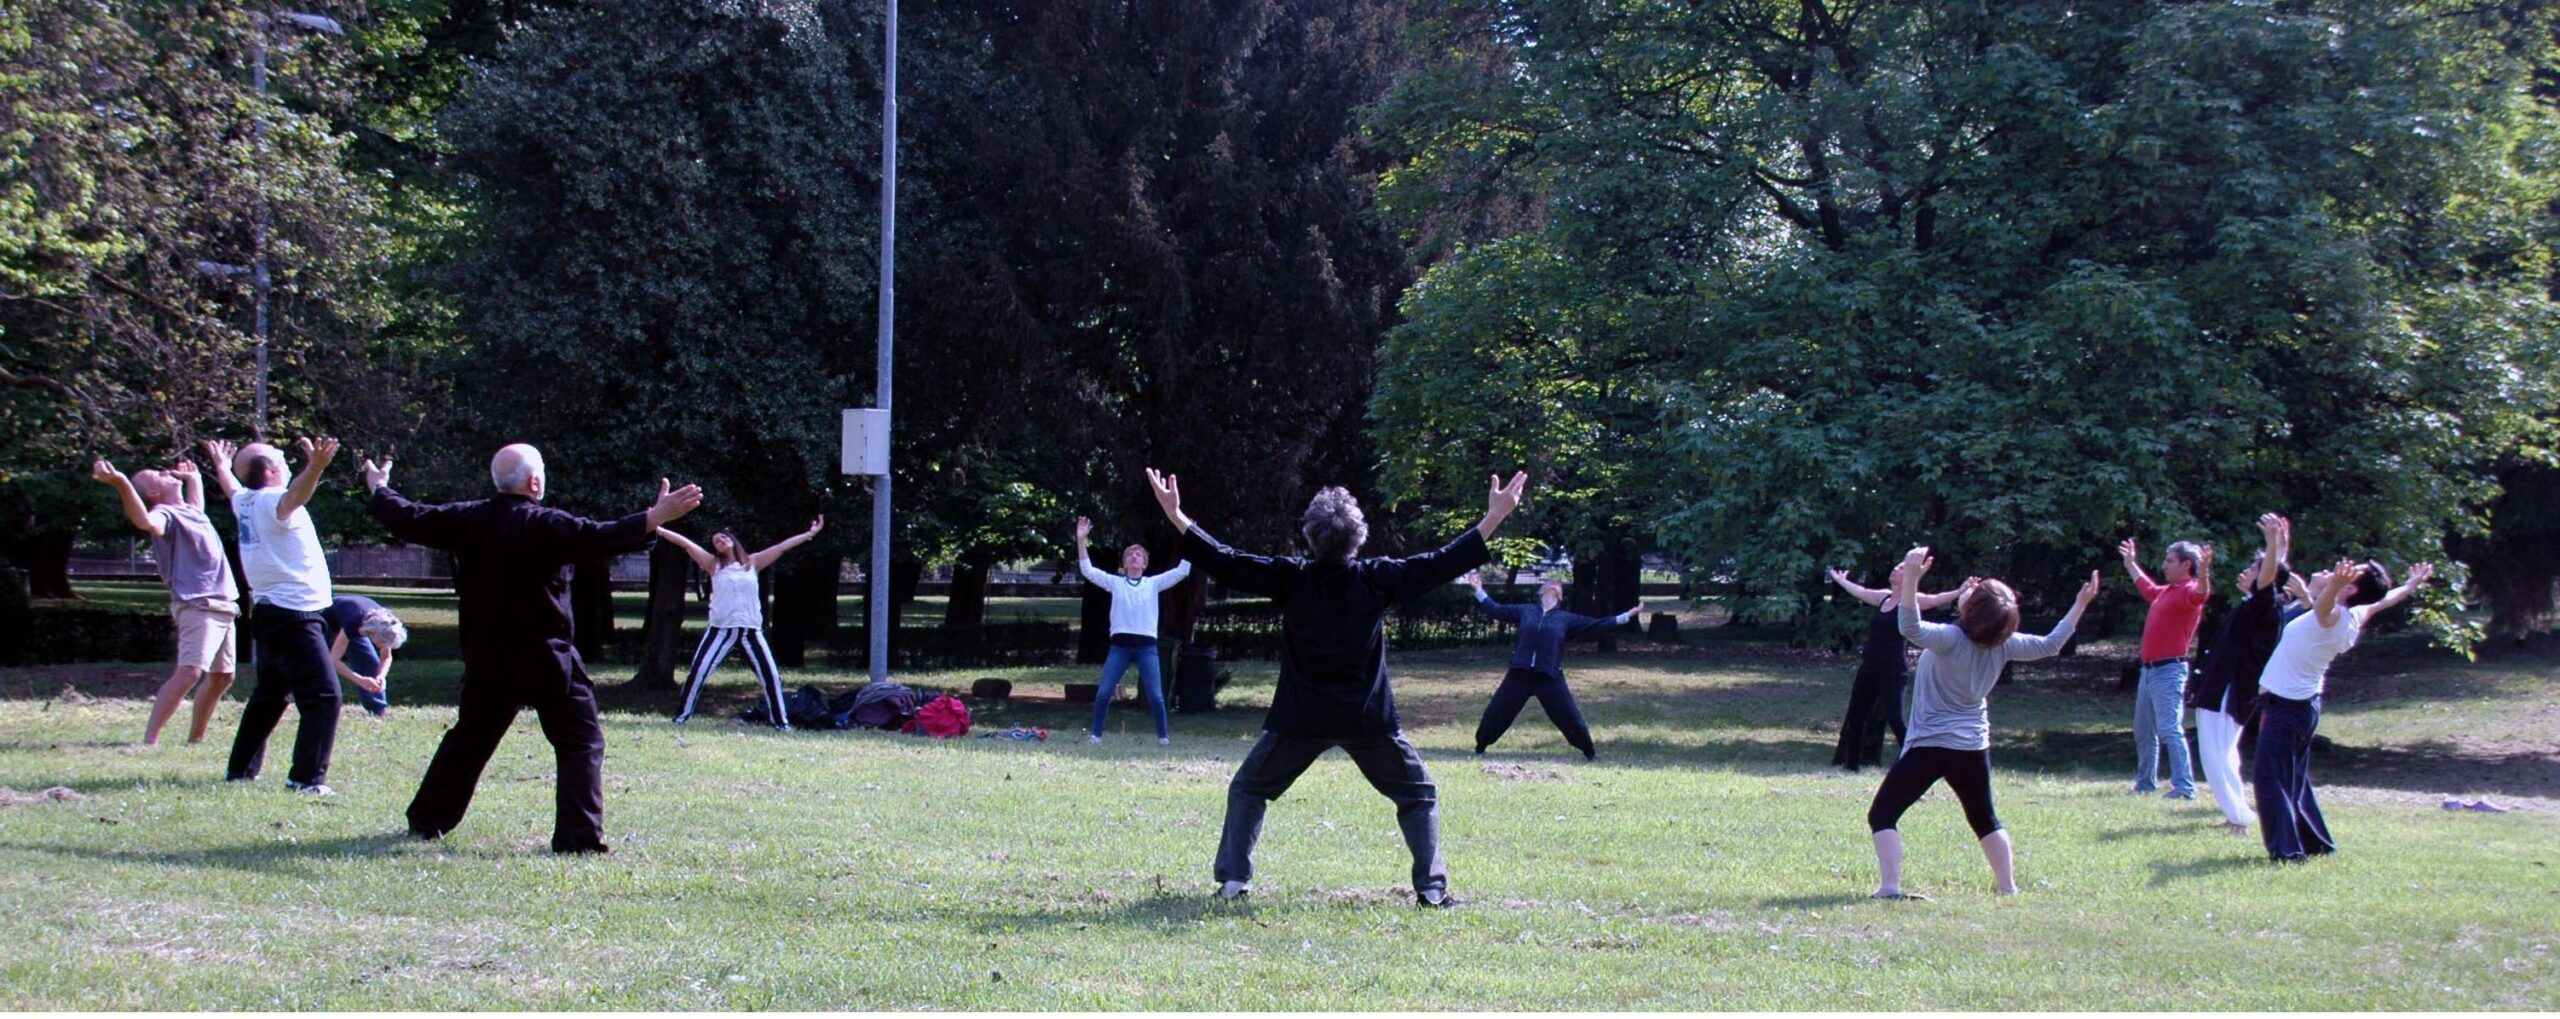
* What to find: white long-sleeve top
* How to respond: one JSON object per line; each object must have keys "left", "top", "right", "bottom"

{"left": 1079, "top": 557, "right": 1192, "bottom": 639}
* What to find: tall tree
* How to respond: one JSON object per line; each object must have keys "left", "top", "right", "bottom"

{"left": 1374, "top": 0, "right": 2560, "bottom": 648}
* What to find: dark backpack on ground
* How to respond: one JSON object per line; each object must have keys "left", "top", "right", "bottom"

{"left": 844, "top": 681, "right": 921, "bottom": 730}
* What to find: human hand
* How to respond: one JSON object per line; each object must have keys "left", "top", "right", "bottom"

{"left": 1145, "top": 468, "right": 1182, "bottom": 519}
{"left": 359, "top": 457, "right": 392, "bottom": 491}
{"left": 1075, "top": 516, "right": 1092, "bottom": 540}
{"left": 354, "top": 674, "right": 385, "bottom": 694}
{"left": 297, "top": 436, "right": 340, "bottom": 471}
{"left": 89, "top": 459, "right": 126, "bottom": 486}
{"left": 2197, "top": 544, "right": 2215, "bottom": 570}
{"left": 1486, "top": 471, "right": 1528, "bottom": 518}
{"left": 647, "top": 478, "right": 705, "bottom": 526}
{"left": 204, "top": 439, "right": 235, "bottom": 467}
{"left": 2075, "top": 569, "right": 2103, "bottom": 607}
{"left": 1900, "top": 546, "right": 1932, "bottom": 576}
{"left": 806, "top": 514, "right": 825, "bottom": 537}
{"left": 2405, "top": 561, "right": 2435, "bottom": 587}
{"left": 2118, "top": 537, "right": 2139, "bottom": 564}
{"left": 171, "top": 460, "right": 198, "bottom": 480}
{"left": 1825, "top": 566, "right": 1849, "bottom": 586}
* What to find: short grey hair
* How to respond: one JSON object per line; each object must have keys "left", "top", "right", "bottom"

{"left": 490, "top": 444, "right": 544, "bottom": 494}
{"left": 2167, "top": 541, "right": 2205, "bottom": 570}
{"left": 359, "top": 609, "right": 407, "bottom": 651}
{"left": 1301, "top": 487, "right": 1368, "bottom": 563}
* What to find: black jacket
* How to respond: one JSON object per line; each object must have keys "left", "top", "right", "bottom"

{"left": 366, "top": 487, "right": 654, "bottom": 670}
{"left": 1180, "top": 524, "right": 1489, "bottom": 738}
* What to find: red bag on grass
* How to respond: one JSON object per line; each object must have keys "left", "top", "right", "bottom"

{"left": 911, "top": 695, "right": 971, "bottom": 738}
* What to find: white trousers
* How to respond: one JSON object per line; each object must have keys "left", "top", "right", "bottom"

{"left": 2196, "top": 704, "right": 2257, "bottom": 828}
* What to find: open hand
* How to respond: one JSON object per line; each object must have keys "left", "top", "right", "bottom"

{"left": 297, "top": 436, "right": 340, "bottom": 471}
{"left": 2117, "top": 538, "right": 2139, "bottom": 564}
{"left": 1145, "top": 468, "right": 1182, "bottom": 519}
{"left": 1075, "top": 516, "right": 1092, "bottom": 540}
{"left": 360, "top": 457, "right": 392, "bottom": 492}
{"left": 2405, "top": 561, "right": 2435, "bottom": 587}
{"left": 1487, "top": 471, "right": 1528, "bottom": 517}
{"left": 1825, "top": 566, "right": 1849, "bottom": 586}
{"left": 89, "top": 459, "right": 125, "bottom": 486}
{"left": 204, "top": 439, "right": 235, "bottom": 466}
{"left": 647, "top": 478, "right": 704, "bottom": 526}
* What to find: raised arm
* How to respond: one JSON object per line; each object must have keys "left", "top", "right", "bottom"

{"left": 2314, "top": 558, "right": 2360, "bottom": 628}
{"left": 655, "top": 526, "right": 719, "bottom": 575}
{"left": 1467, "top": 572, "right": 1528, "bottom": 624}
{"left": 1894, "top": 546, "right": 1961, "bottom": 652}
{"left": 749, "top": 515, "right": 823, "bottom": 571}
{"left": 1176, "top": 523, "right": 1289, "bottom": 598}
{"left": 2361, "top": 561, "right": 2433, "bottom": 618}
{"left": 275, "top": 436, "right": 339, "bottom": 521}
{"left": 171, "top": 460, "right": 205, "bottom": 510}
{"left": 1477, "top": 472, "right": 1527, "bottom": 541}
{"left": 1826, "top": 566, "right": 1889, "bottom": 607}
{"left": 535, "top": 480, "right": 697, "bottom": 561}
{"left": 1146, "top": 469, "right": 1196, "bottom": 535}
{"left": 2195, "top": 543, "right": 2215, "bottom": 599}
{"left": 202, "top": 439, "right": 243, "bottom": 500}
{"left": 2119, "top": 538, "right": 2162, "bottom": 601}
{"left": 2007, "top": 570, "right": 2102, "bottom": 661}
{"left": 1073, "top": 516, "right": 1111, "bottom": 586}
{"left": 90, "top": 460, "right": 164, "bottom": 538}
{"left": 1153, "top": 559, "right": 1193, "bottom": 588}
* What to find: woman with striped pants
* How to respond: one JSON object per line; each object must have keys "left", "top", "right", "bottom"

{"left": 659, "top": 518, "right": 823, "bottom": 730}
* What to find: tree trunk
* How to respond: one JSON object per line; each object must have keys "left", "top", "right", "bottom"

{"left": 571, "top": 557, "right": 613, "bottom": 660}
{"left": 768, "top": 555, "right": 840, "bottom": 668}
{"left": 1, "top": 525, "right": 75, "bottom": 600}
{"left": 631, "top": 539, "right": 694, "bottom": 689}
{"left": 1567, "top": 534, "right": 1643, "bottom": 652}
{"left": 944, "top": 552, "right": 992, "bottom": 627}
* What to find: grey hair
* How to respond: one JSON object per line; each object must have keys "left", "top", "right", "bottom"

{"left": 491, "top": 446, "right": 544, "bottom": 493}
{"left": 2166, "top": 541, "right": 2205, "bottom": 570}
{"left": 359, "top": 609, "right": 408, "bottom": 651}
{"left": 1300, "top": 486, "right": 1368, "bottom": 562}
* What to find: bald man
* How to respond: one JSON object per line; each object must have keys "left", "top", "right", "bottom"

{"left": 92, "top": 457, "right": 239, "bottom": 745}
{"left": 205, "top": 437, "right": 344, "bottom": 793}
{"left": 362, "top": 444, "right": 702, "bottom": 853}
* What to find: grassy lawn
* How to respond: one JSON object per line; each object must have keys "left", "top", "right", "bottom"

{"left": 3, "top": 586, "right": 2555, "bottom": 1008}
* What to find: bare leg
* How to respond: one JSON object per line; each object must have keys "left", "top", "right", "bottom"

{"left": 1979, "top": 829, "right": 2016, "bottom": 895}
{"left": 144, "top": 667, "right": 204, "bottom": 745}
{"left": 1871, "top": 829, "right": 1904, "bottom": 897}
{"left": 187, "top": 671, "right": 235, "bottom": 744}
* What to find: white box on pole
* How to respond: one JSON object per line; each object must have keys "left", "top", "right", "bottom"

{"left": 842, "top": 408, "right": 890, "bottom": 476}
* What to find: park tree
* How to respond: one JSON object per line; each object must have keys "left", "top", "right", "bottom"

{"left": 1373, "top": 0, "right": 2560, "bottom": 648}
{"left": 0, "top": 0, "right": 410, "bottom": 596}
{"left": 921, "top": 0, "right": 1417, "bottom": 646}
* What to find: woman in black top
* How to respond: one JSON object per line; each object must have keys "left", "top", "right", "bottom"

{"left": 2187, "top": 513, "right": 2291, "bottom": 832}
{"left": 1824, "top": 563, "right": 1968, "bottom": 770}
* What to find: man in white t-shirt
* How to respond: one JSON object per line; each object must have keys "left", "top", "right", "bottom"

{"left": 2251, "top": 555, "right": 2432, "bottom": 862}
{"left": 205, "top": 437, "right": 345, "bottom": 795}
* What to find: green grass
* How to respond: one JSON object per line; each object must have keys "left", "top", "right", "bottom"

{"left": 4, "top": 587, "right": 2556, "bottom": 1009}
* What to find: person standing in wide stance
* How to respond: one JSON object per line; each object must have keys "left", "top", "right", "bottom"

{"left": 1461, "top": 572, "right": 1638, "bottom": 761}
{"left": 362, "top": 445, "right": 702, "bottom": 853}
{"left": 2119, "top": 535, "right": 2213, "bottom": 800}
{"left": 1868, "top": 546, "right": 2099, "bottom": 900}
{"left": 656, "top": 518, "right": 825, "bottom": 730}
{"left": 206, "top": 437, "right": 345, "bottom": 794}
{"left": 1824, "top": 563, "right": 1970, "bottom": 771}
{"left": 1073, "top": 515, "right": 1191, "bottom": 745}
{"left": 1151, "top": 466, "right": 1524, "bottom": 907}
{"left": 91, "top": 457, "right": 239, "bottom": 745}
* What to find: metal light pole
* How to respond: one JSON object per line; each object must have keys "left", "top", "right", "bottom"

{"left": 868, "top": 0, "right": 898, "bottom": 685}
{"left": 238, "top": 12, "right": 342, "bottom": 439}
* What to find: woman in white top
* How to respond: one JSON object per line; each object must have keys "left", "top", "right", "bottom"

{"left": 1074, "top": 516, "right": 1192, "bottom": 744}
{"left": 658, "top": 517, "right": 824, "bottom": 730}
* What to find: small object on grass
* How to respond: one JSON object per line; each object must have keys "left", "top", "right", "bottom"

{"left": 1870, "top": 890, "right": 1932, "bottom": 902}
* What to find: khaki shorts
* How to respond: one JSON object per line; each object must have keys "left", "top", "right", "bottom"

{"left": 170, "top": 600, "right": 239, "bottom": 674}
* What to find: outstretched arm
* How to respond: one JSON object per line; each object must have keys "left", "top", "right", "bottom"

{"left": 1827, "top": 567, "right": 1888, "bottom": 607}
{"left": 2361, "top": 562, "right": 2434, "bottom": 617}
{"left": 655, "top": 527, "right": 719, "bottom": 575}
{"left": 1914, "top": 581, "right": 1974, "bottom": 612}
{"left": 1467, "top": 573, "right": 1528, "bottom": 623}
{"left": 1477, "top": 472, "right": 1527, "bottom": 541}
{"left": 275, "top": 436, "right": 339, "bottom": 521}
{"left": 1073, "top": 516, "right": 1111, "bottom": 586}
{"left": 749, "top": 515, "right": 824, "bottom": 571}
{"left": 1146, "top": 469, "right": 1195, "bottom": 535}
{"left": 91, "top": 461, "right": 164, "bottom": 538}
{"left": 171, "top": 461, "right": 205, "bottom": 510}
{"left": 202, "top": 440, "right": 242, "bottom": 500}
{"left": 2009, "top": 570, "right": 2103, "bottom": 661}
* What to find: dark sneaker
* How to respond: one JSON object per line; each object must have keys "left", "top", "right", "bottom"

{"left": 2164, "top": 790, "right": 2196, "bottom": 801}
{"left": 284, "top": 780, "right": 335, "bottom": 797}
{"left": 1416, "top": 889, "right": 1464, "bottom": 909}
{"left": 553, "top": 842, "right": 612, "bottom": 855}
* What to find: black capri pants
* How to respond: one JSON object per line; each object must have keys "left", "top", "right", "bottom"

{"left": 1866, "top": 745, "right": 2003, "bottom": 838}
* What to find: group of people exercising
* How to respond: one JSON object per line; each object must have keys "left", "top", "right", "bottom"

{"left": 91, "top": 439, "right": 2427, "bottom": 899}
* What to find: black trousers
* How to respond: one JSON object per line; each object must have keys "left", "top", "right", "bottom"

{"left": 1866, "top": 746, "right": 2003, "bottom": 838}
{"left": 1474, "top": 667, "right": 1595, "bottom": 759}
{"left": 408, "top": 641, "right": 607, "bottom": 852}
{"left": 2252, "top": 693, "right": 2333, "bottom": 861}
{"left": 227, "top": 604, "right": 341, "bottom": 785}
{"left": 1832, "top": 666, "right": 1908, "bottom": 769}
{"left": 1214, "top": 730, "right": 1444, "bottom": 896}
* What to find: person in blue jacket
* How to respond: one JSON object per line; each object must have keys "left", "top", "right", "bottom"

{"left": 1463, "top": 571, "right": 1640, "bottom": 760}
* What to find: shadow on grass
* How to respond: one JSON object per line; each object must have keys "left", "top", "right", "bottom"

{"left": 1757, "top": 892, "right": 1877, "bottom": 910}
{"left": 2145, "top": 854, "right": 2266, "bottom": 887}
{"left": 952, "top": 891, "right": 1248, "bottom": 935}
{"left": 0, "top": 831, "right": 419, "bottom": 876}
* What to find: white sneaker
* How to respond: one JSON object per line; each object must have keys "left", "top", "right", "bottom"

{"left": 1086, "top": 734, "right": 1103, "bottom": 744}
{"left": 1216, "top": 880, "right": 1250, "bottom": 901}
{"left": 285, "top": 780, "right": 336, "bottom": 797}
{"left": 1159, "top": 738, "right": 1171, "bottom": 746}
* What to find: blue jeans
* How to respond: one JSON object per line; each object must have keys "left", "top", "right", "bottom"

{"left": 2132, "top": 660, "right": 2195, "bottom": 796}
{"left": 1092, "top": 642, "right": 1169, "bottom": 739}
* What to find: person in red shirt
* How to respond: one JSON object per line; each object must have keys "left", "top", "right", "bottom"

{"left": 2119, "top": 536, "right": 2213, "bottom": 799}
